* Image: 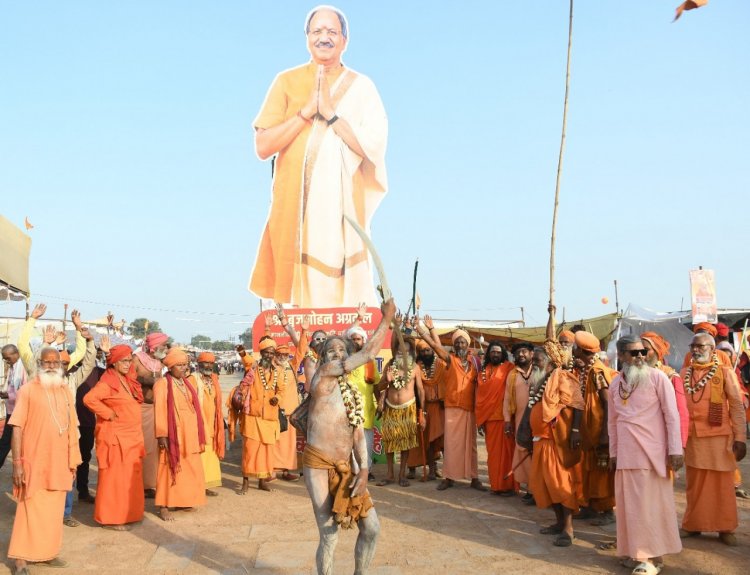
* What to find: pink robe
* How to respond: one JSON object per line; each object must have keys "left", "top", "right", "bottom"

{"left": 608, "top": 368, "right": 682, "bottom": 560}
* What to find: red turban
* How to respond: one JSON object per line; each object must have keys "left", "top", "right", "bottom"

{"left": 145, "top": 332, "right": 169, "bottom": 351}
{"left": 715, "top": 323, "right": 729, "bottom": 338}
{"left": 574, "top": 331, "right": 601, "bottom": 353}
{"left": 259, "top": 338, "right": 277, "bottom": 352}
{"left": 640, "top": 332, "right": 670, "bottom": 361}
{"left": 693, "top": 322, "right": 717, "bottom": 337}
{"left": 197, "top": 352, "right": 216, "bottom": 363}
{"left": 163, "top": 348, "right": 188, "bottom": 369}
{"left": 108, "top": 344, "right": 133, "bottom": 366}
{"left": 559, "top": 330, "right": 575, "bottom": 343}
{"left": 60, "top": 350, "right": 71, "bottom": 363}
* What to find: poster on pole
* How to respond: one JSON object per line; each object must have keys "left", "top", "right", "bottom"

{"left": 689, "top": 269, "right": 717, "bottom": 324}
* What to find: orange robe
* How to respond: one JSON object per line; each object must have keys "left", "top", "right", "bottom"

{"left": 189, "top": 372, "right": 225, "bottom": 488}
{"left": 442, "top": 355, "right": 478, "bottom": 480}
{"left": 239, "top": 363, "right": 285, "bottom": 479}
{"left": 502, "top": 368, "right": 533, "bottom": 485}
{"left": 580, "top": 361, "right": 616, "bottom": 511}
{"left": 8, "top": 379, "right": 82, "bottom": 562}
{"left": 681, "top": 364, "right": 746, "bottom": 533}
{"left": 475, "top": 362, "right": 515, "bottom": 492}
{"left": 407, "top": 358, "right": 447, "bottom": 467}
{"left": 154, "top": 376, "right": 206, "bottom": 508}
{"left": 84, "top": 369, "right": 145, "bottom": 525}
{"left": 273, "top": 364, "right": 299, "bottom": 471}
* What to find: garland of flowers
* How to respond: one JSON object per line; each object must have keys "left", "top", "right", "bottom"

{"left": 338, "top": 374, "right": 364, "bottom": 427}
{"left": 258, "top": 364, "right": 278, "bottom": 391}
{"left": 528, "top": 373, "right": 551, "bottom": 408}
{"left": 304, "top": 350, "right": 318, "bottom": 362}
{"left": 578, "top": 356, "right": 596, "bottom": 397}
{"left": 388, "top": 356, "right": 414, "bottom": 390}
{"left": 684, "top": 353, "right": 719, "bottom": 395}
{"left": 421, "top": 358, "right": 437, "bottom": 380}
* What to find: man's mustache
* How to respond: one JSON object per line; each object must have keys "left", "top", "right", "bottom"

{"left": 315, "top": 41, "right": 334, "bottom": 48}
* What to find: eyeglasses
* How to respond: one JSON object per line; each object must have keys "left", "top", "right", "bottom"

{"left": 627, "top": 349, "right": 648, "bottom": 357}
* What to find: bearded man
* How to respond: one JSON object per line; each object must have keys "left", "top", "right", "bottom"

{"left": 407, "top": 338, "right": 446, "bottom": 480}
{"left": 302, "top": 298, "right": 395, "bottom": 575}
{"left": 573, "top": 330, "right": 617, "bottom": 525}
{"left": 250, "top": 5, "right": 388, "bottom": 307}
{"left": 154, "top": 348, "right": 206, "bottom": 521}
{"left": 640, "top": 332, "right": 689, "bottom": 448}
{"left": 133, "top": 331, "right": 169, "bottom": 498}
{"left": 680, "top": 332, "right": 747, "bottom": 545}
{"left": 504, "top": 344, "right": 547, "bottom": 502}
{"left": 188, "top": 352, "right": 225, "bottom": 495}
{"left": 417, "top": 317, "right": 485, "bottom": 491}
{"left": 7, "top": 348, "right": 82, "bottom": 574}
{"left": 83, "top": 345, "right": 145, "bottom": 530}
{"left": 236, "top": 339, "right": 285, "bottom": 494}
{"left": 475, "top": 341, "right": 515, "bottom": 495}
{"left": 609, "top": 335, "right": 683, "bottom": 574}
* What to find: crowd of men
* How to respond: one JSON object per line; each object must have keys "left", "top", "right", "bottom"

{"left": 1, "top": 300, "right": 749, "bottom": 575}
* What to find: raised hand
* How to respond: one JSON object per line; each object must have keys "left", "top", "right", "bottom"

{"left": 71, "top": 309, "right": 82, "bottom": 330}
{"left": 55, "top": 331, "right": 67, "bottom": 346}
{"left": 43, "top": 325, "right": 57, "bottom": 344}
{"left": 381, "top": 298, "right": 396, "bottom": 320}
{"left": 423, "top": 315, "right": 434, "bottom": 331}
{"left": 301, "top": 316, "right": 310, "bottom": 332}
{"left": 80, "top": 327, "right": 93, "bottom": 341}
{"left": 276, "top": 304, "right": 288, "bottom": 327}
{"left": 356, "top": 302, "right": 367, "bottom": 319}
{"left": 99, "top": 335, "right": 111, "bottom": 353}
{"left": 31, "top": 303, "right": 47, "bottom": 320}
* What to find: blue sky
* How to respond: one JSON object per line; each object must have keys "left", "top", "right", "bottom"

{"left": 1, "top": 1, "right": 748, "bottom": 343}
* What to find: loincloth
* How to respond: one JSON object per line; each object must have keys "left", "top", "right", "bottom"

{"left": 381, "top": 398, "right": 418, "bottom": 454}
{"left": 302, "top": 444, "right": 373, "bottom": 529}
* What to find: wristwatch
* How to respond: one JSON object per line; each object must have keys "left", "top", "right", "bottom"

{"left": 327, "top": 114, "right": 339, "bottom": 126}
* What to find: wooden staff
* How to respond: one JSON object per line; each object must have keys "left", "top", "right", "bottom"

{"left": 503, "top": 450, "right": 532, "bottom": 480}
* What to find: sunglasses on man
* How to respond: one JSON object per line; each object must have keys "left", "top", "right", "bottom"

{"left": 627, "top": 349, "right": 648, "bottom": 357}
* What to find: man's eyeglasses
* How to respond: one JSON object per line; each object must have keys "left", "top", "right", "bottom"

{"left": 627, "top": 349, "right": 648, "bottom": 357}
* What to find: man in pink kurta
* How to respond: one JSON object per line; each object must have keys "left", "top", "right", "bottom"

{"left": 609, "top": 336, "right": 683, "bottom": 573}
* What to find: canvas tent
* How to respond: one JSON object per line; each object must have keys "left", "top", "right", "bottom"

{"left": 0, "top": 215, "right": 31, "bottom": 300}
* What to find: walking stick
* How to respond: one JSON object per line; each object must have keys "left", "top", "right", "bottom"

{"left": 503, "top": 450, "right": 532, "bottom": 480}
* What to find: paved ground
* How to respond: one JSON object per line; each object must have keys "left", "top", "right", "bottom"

{"left": 0, "top": 373, "right": 748, "bottom": 574}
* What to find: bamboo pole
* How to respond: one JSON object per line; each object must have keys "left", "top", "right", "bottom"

{"left": 548, "top": 0, "right": 574, "bottom": 337}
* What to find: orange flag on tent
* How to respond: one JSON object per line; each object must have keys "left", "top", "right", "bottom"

{"left": 24, "top": 216, "right": 33, "bottom": 230}
{"left": 674, "top": 0, "right": 708, "bottom": 22}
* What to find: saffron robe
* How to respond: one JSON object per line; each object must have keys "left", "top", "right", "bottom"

{"left": 154, "top": 376, "right": 206, "bottom": 508}
{"left": 407, "top": 358, "right": 446, "bottom": 467}
{"left": 443, "top": 356, "right": 479, "bottom": 480}
{"left": 84, "top": 369, "right": 145, "bottom": 525}
{"left": 502, "top": 367, "right": 534, "bottom": 484}
{"left": 273, "top": 365, "right": 300, "bottom": 471}
{"left": 189, "top": 372, "right": 224, "bottom": 488}
{"left": 475, "top": 362, "right": 515, "bottom": 492}
{"left": 240, "top": 363, "right": 285, "bottom": 478}
{"left": 250, "top": 62, "right": 388, "bottom": 306}
{"left": 8, "top": 379, "right": 82, "bottom": 561}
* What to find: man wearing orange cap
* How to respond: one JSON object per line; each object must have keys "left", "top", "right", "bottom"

{"left": 83, "top": 345, "right": 145, "bottom": 530}
{"left": 572, "top": 330, "right": 617, "bottom": 525}
{"left": 154, "top": 348, "right": 206, "bottom": 521}
{"left": 416, "top": 318, "right": 485, "bottom": 491}
{"left": 681, "top": 323, "right": 732, "bottom": 369}
{"left": 235, "top": 338, "right": 285, "bottom": 494}
{"left": 407, "top": 336, "right": 447, "bottom": 480}
{"left": 641, "top": 332, "right": 689, "bottom": 448}
{"left": 133, "top": 331, "right": 170, "bottom": 498}
{"left": 7, "top": 347, "right": 82, "bottom": 573}
{"left": 475, "top": 341, "right": 515, "bottom": 495}
{"left": 188, "top": 352, "right": 225, "bottom": 496}
{"left": 529, "top": 339, "right": 584, "bottom": 547}
{"left": 680, "top": 332, "right": 746, "bottom": 545}
{"left": 558, "top": 330, "right": 575, "bottom": 350}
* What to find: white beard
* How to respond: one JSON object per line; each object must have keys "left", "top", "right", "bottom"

{"left": 693, "top": 351, "right": 711, "bottom": 364}
{"left": 39, "top": 368, "right": 65, "bottom": 388}
{"left": 623, "top": 363, "right": 650, "bottom": 387}
{"left": 529, "top": 366, "right": 547, "bottom": 391}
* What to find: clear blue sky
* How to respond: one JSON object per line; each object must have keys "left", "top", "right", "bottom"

{"left": 2, "top": 1, "right": 748, "bottom": 343}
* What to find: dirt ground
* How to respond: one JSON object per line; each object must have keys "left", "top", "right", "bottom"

{"left": 0, "top": 373, "right": 748, "bottom": 574}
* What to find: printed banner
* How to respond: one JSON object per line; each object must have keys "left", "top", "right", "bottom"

{"left": 689, "top": 269, "right": 717, "bottom": 324}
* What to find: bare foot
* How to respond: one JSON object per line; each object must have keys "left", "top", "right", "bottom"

{"left": 258, "top": 479, "right": 274, "bottom": 492}
{"left": 236, "top": 479, "right": 250, "bottom": 495}
{"left": 399, "top": 478, "right": 411, "bottom": 487}
{"left": 376, "top": 478, "right": 394, "bottom": 487}
{"left": 158, "top": 507, "right": 174, "bottom": 522}
{"left": 102, "top": 524, "right": 131, "bottom": 531}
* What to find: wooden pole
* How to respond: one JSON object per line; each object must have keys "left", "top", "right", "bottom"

{"left": 548, "top": 0, "right": 574, "bottom": 336}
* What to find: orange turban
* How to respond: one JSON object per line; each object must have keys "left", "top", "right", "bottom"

{"left": 559, "top": 330, "right": 575, "bottom": 343}
{"left": 259, "top": 338, "right": 277, "bottom": 352}
{"left": 693, "top": 322, "right": 717, "bottom": 337}
{"left": 107, "top": 344, "right": 133, "bottom": 366}
{"left": 451, "top": 329, "right": 470, "bottom": 346}
{"left": 574, "top": 331, "right": 601, "bottom": 353}
{"left": 276, "top": 344, "right": 290, "bottom": 355}
{"left": 415, "top": 339, "right": 431, "bottom": 352}
{"left": 60, "top": 350, "right": 71, "bottom": 363}
{"left": 640, "top": 332, "right": 670, "bottom": 361}
{"left": 163, "top": 348, "right": 188, "bottom": 368}
{"left": 197, "top": 352, "right": 216, "bottom": 363}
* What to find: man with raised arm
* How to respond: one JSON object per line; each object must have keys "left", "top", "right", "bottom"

{"left": 302, "top": 298, "right": 395, "bottom": 575}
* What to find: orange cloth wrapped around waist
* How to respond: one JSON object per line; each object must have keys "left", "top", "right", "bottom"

{"left": 302, "top": 444, "right": 373, "bottom": 529}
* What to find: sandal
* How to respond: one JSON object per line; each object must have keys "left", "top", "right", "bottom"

{"left": 399, "top": 478, "right": 410, "bottom": 487}
{"left": 631, "top": 561, "right": 662, "bottom": 575}
{"left": 735, "top": 488, "right": 750, "bottom": 499}
{"left": 619, "top": 557, "right": 639, "bottom": 569}
{"left": 280, "top": 472, "right": 299, "bottom": 482}
{"left": 376, "top": 479, "right": 393, "bottom": 487}
{"left": 598, "top": 540, "right": 617, "bottom": 550}
{"left": 539, "top": 524, "right": 563, "bottom": 535}
{"left": 44, "top": 557, "right": 69, "bottom": 568}
{"left": 553, "top": 533, "right": 574, "bottom": 547}
{"left": 63, "top": 517, "right": 80, "bottom": 527}
{"left": 436, "top": 479, "right": 454, "bottom": 491}
{"left": 590, "top": 511, "right": 616, "bottom": 526}
{"left": 470, "top": 479, "right": 487, "bottom": 491}
{"left": 102, "top": 524, "right": 132, "bottom": 531}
